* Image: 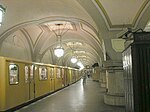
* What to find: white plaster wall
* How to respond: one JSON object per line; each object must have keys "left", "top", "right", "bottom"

{"left": 0, "top": 34, "right": 32, "bottom": 61}
{"left": 0, "top": 42, "right": 30, "bottom": 60}
{"left": 41, "top": 50, "right": 53, "bottom": 64}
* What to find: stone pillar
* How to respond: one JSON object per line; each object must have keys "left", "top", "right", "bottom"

{"left": 103, "top": 61, "right": 125, "bottom": 106}
{"left": 92, "top": 67, "right": 100, "bottom": 82}
{"left": 99, "top": 69, "right": 106, "bottom": 88}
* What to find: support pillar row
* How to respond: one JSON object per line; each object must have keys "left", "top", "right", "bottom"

{"left": 99, "top": 69, "right": 106, "bottom": 88}
{"left": 103, "top": 61, "right": 125, "bottom": 106}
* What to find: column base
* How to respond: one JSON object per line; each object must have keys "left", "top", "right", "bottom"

{"left": 104, "top": 93, "right": 125, "bottom": 106}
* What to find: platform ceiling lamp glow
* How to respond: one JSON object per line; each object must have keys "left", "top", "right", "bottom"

{"left": 77, "top": 61, "right": 84, "bottom": 70}
{"left": 54, "top": 45, "right": 64, "bottom": 58}
{"left": 66, "top": 42, "right": 83, "bottom": 64}
{"left": 71, "top": 56, "right": 77, "bottom": 63}
{"left": 54, "top": 34, "right": 64, "bottom": 57}
{"left": 70, "top": 43, "right": 77, "bottom": 64}
{"left": 0, "top": 5, "right": 6, "bottom": 26}
{"left": 47, "top": 22, "right": 72, "bottom": 58}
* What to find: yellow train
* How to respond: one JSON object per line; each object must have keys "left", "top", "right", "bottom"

{"left": 0, "top": 56, "right": 81, "bottom": 111}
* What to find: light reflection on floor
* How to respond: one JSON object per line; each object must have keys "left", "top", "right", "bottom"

{"left": 15, "top": 79, "right": 125, "bottom": 112}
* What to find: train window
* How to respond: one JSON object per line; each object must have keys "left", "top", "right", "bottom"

{"left": 9, "top": 64, "right": 19, "bottom": 85}
{"left": 30, "top": 65, "right": 34, "bottom": 79}
{"left": 25, "top": 66, "right": 29, "bottom": 83}
{"left": 50, "top": 68, "right": 54, "bottom": 78}
{"left": 39, "top": 67, "right": 48, "bottom": 80}
{"left": 57, "top": 68, "right": 61, "bottom": 78}
{"left": 62, "top": 68, "right": 64, "bottom": 79}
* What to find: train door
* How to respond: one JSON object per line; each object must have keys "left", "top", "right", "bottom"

{"left": 62, "top": 68, "right": 65, "bottom": 87}
{"left": 69, "top": 69, "right": 72, "bottom": 84}
{"left": 67, "top": 69, "right": 71, "bottom": 85}
{"left": 64, "top": 68, "right": 67, "bottom": 86}
{"left": 50, "top": 67, "right": 55, "bottom": 92}
{"left": 55, "top": 67, "right": 61, "bottom": 90}
{"left": 6, "top": 62, "right": 25, "bottom": 109}
{"left": 72, "top": 70, "right": 75, "bottom": 82}
{"left": 25, "top": 65, "right": 35, "bottom": 100}
{"left": 74, "top": 70, "right": 76, "bottom": 82}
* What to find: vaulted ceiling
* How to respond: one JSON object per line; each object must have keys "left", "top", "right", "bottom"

{"left": 0, "top": 0, "right": 150, "bottom": 68}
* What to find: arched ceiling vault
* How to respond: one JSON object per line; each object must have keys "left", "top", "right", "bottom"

{"left": 0, "top": 15, "right": 103, "bottom": 67}
{"left": 92, "top": 0, "right": 150, "bottom": 30}
{"left": 1, "top": 0, "right": 150, "bottom": 68}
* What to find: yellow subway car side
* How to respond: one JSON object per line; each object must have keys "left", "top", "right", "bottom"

{"left": 5, "top": 58, "right": 35, "bottom": 111}
{"left": 34, "top": 65, "right": 50, "bottom": 98}
{"left": 0, "top": 57, "right": 6, "bottom": 111}
{"left": 49, "top": 67, "right": 55, "bottom": 92}
{"left": 0, "top": 56, "right": 81, "bottom": 111}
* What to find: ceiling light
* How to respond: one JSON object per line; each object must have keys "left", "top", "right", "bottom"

{"left": 74, "top": 51, "right": 85, "bottom": 54}
{"left": 77, "top": 61, "right": 84, "bottom": 70}
{"left": 148, "top": 22, "right": 150, "bottom": 26}
{"left": 54, "top": 46, "right": 64, "bottom": 58}
{"left": 48, "top": 22, "right": 71, "bottom": 57}
{"left": 77, "top": 55, "right": 86, "bottom": 58}
{"left": 77, "top": 61, "right": 82, "bottom": 67}
{"left": 71, "top": 57, "right": 77, "bottom": 63}
{"left": 66, "top": 42, "right": 82, "bottom": 46}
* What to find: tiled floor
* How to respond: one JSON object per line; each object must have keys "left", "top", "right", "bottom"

{"left": 15, "top": 78, "right": 125, "bottom": 112}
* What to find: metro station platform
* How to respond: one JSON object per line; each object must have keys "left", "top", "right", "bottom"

{"left": 15, "top": 78, "right": 125, "bottom": 112}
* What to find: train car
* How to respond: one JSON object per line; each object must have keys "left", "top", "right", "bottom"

{"left": 61, "top": 67, "right": 68, "bottom": 87}
{"left": 54, "top": 66, "right": 63, "bottom": 90}
{"left": 34, "top": 64, "right": 50, "bottom": 98}
{"left": 49, "top": 66, "right": 55, "bottom": 92}
{"left": 68, "top": 68, "right": 73, "bottom": 84}
{"left": 75, "top": 69, "right": 80, "bottom": 81}
{"left": 0, "top": 57, "right": 35, "bottom": 111}
{"left": 72, "top": 69, "right": 76, "bottom": 82}
{"left": 61, "top": 67, "right": 67, "bottom": 87}
{"left": 0, "top": 56, "right": 80, "bottom": 111}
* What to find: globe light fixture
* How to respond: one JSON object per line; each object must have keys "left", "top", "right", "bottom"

{"left": 53, "top": 34, "right": 64, "bottom": 58}
{"left": 77, "top": 61, "right": 84, "bottom": 70}
{"left": 46, "top": 22, "right": 72, "bottom": 58}
{"left": 54, "top": 46, "right": 64, "bottom": 58}
{"left": 77, "top": 61, "right": 82, "bottom": 66}
{"left": 71, "top": 56, "right": 77, "bottom": 63}
{"left": 0, "top": 5, "right": 6, "bottom": 26}
{"left": 66, "top": 42, "right": 83, "bottom": 64}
